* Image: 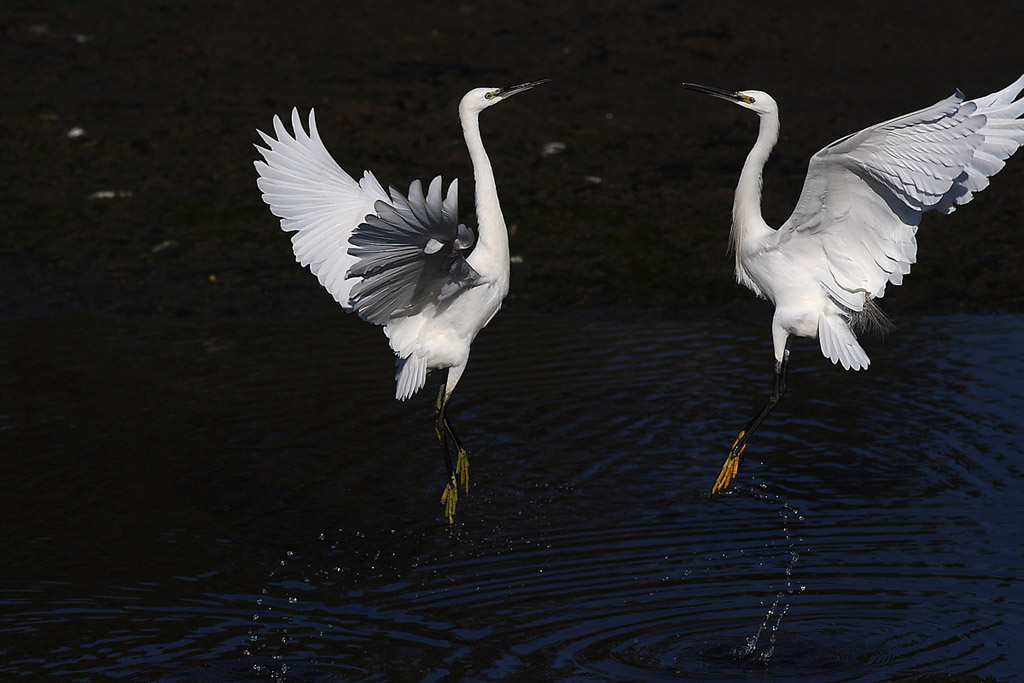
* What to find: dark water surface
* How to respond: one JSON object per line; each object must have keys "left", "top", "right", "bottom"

{"left": 2, "top": 311, "right": 1023, "bottom": 681}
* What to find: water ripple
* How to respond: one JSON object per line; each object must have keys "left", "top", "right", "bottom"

{"left": 2, "top": 313, "right": 1022, "bottom": 680}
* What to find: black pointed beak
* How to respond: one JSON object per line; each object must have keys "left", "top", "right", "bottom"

{"left": 499, "top": 79, "right": 551, "bottom": 98}
{"left": 682, "top": 83, "right": 745, "bottom": 103}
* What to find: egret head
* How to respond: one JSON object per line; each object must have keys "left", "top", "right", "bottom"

{"left": 460, "top": 80, "right": 551, "bottom": 115}
{"left": 682, "top": 83, "right": 778, "bottom": 118}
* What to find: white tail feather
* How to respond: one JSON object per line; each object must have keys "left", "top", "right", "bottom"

{"left": 818, "top": 314, "right": 870, "bottom": 371}
{"left": 395, "top": 354, "right": 428, "bottom": 400}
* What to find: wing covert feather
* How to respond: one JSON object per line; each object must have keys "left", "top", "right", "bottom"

{"left": 347, "top": 177, "right": 481, "bottom": 325}
{"left": 778, "top": 76, "right": 1024, "bottom": 302}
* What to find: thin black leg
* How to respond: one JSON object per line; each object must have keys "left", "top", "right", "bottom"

{"left": 441, "top": 398, "right": 470, "bottom": 491}
{"left": 434, "top": 385, "right": 456, "bottom": 480}
{"left": 711, "top": 340, "right": 791, "bottom": 494}
{"left": 443, "top": 410, "right": 466, "bottom": 455}
{"left": 436, "top": 385, "right": 468, "bottom": 524}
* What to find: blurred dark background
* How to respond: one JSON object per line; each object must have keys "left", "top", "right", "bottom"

{"left": 3, "top": 0, "right": 1024, "bottom": 323}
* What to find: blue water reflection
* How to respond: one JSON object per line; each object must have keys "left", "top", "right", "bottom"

{"left": 1, "top": 311, "right": 1021, "bottom": 680}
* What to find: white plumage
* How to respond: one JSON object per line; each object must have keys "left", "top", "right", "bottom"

{"left": 255, "top": 110, "right": 389, "bottom": 311}
{"left": 254, "top": 81, "right": 548, "bottom": 522}
{"left": 682, "top": 76, "right": 1024, "bottom": 493}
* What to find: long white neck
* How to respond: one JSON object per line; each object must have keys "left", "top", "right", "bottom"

{"left": 730, "top": 110, "right": 779, "bottom": 264}
{"left": 460, "top": 106, "right": 509, "bottom": 282}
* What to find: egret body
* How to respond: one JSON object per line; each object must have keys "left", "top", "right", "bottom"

{"left": 254, "top": 81, "right": 548, "bottom": 522}
{"left": 682, "top": 77, "right": 1024, "bottom": 493}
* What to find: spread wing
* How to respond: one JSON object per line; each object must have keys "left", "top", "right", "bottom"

{"left": 347, "top": 177, "right": 480, "bottom": 325}
{"left": 777, "top": 75, "right": 1024, "bottom": 310}
{"left": 254, "top": 109, "right": 479, "bottom": 324}
{"left": 254, "top": 108, "right": 388, "bottom": 311}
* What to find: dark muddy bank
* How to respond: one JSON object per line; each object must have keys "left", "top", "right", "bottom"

{"left": 3, "top": 1, "right": 1024, "bottom": 323}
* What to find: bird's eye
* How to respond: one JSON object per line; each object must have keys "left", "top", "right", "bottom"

{"left": 740, "top": 94, "right": 755, "bottom": 104}
{"left": 484, "top": 91, "right": 497, "bottom": 100}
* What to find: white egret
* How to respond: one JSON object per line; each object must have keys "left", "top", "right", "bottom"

{"left": 682, "top": 76, "right": 1024, "bottom": 494}
{"left": 254, "top": 80, "right": 549, "bottom": 522}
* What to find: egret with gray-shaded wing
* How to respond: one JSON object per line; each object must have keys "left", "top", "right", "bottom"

{"left": 254, "top": 81, "right": 548, "bottom": 522}
{"left": 682, "top": 76, "right": 1024, "bottom": 494}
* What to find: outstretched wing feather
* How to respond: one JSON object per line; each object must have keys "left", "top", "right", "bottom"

{"left": 255, "top": 109, "right": 479, "bottom": 324}
{"left": 778, "top": 75, "right": 1024, "bottom": 305}
{"left": 347, "top": 177, "right": 480, "bottom": 325}
{"left": 254, "top": 108, "right": 389, "bottom": 310}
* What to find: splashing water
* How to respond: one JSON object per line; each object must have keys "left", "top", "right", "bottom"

{"left": 735, "top": 482, "right": 803, "bottom": 664}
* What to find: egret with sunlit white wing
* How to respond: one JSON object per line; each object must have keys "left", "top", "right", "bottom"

{"left": 255, "top": 80, "right": 549, "bottom": 522}
{"left": 681, "top": 76, "right": 1024, "bottom": 493}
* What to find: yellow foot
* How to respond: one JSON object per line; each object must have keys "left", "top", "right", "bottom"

{"left": 440, "top": 475, "right": 459, "bottom": 524}
{"left": 456, "top": 449, "right": 470, "bottom": 492}
{"left": 711, "top": 434, "right": 746, "bottom": 495}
